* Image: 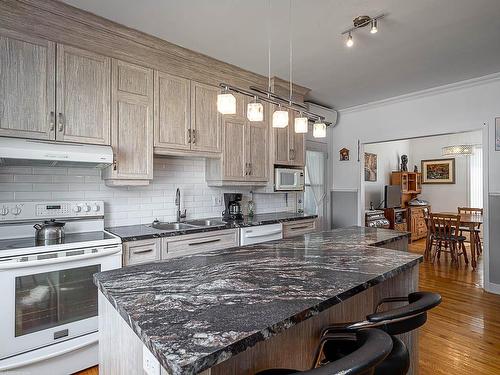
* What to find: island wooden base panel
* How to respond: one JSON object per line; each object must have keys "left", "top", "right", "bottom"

{"left": 95, "top": 267, "right": 418, "bottom": 375}
{"left": 77, "top": 239, "right": 500, "bottom": 375}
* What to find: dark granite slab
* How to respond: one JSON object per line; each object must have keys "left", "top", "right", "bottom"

{"left": 95, "top": 227, "right": 419, "bottom": 375}
{"left": 106, "top": 212, "right": 318, "bottom": 242}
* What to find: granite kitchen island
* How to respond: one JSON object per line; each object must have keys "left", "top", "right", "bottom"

{"left": 94, "top": 227, "right": 421, "bottom": 375}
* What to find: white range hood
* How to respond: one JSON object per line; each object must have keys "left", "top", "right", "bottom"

{"left": 0, "top": 137, "right": 113, "bottom": 168}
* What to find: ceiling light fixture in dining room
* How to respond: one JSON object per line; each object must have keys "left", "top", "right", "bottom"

{"left": 442, "top": 144, "right": 474, "bottom": 156}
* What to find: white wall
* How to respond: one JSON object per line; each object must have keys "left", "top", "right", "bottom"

{"left": 332, "top": 73, "right": 500, "bottom": 292}
{"left": 408, "top": 131, "right": 482, "bottom": 212}
{"left": 364, "top": 140, "right": 410, "bottom": 209}
{"left": 0, "top": 157, "right": 299, "bottom": 227}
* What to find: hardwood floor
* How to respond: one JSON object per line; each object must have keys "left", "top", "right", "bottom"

{"left": 75, "top": 239, "right": 500, "bottom": 375}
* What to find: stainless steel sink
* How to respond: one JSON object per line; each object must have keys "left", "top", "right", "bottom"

{"left": 149, "top": 222, "right": 198, "bottom": 231}
{"left": 185, "top": 219, "right": 227, "bottom": 227}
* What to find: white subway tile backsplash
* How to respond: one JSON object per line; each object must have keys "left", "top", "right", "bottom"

{"left": 0, "top": 157, "right": 299, "bottom": 226}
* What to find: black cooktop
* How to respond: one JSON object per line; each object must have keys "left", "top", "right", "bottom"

{"left": 0, "top": 231, "right": 116, "bottom": 252}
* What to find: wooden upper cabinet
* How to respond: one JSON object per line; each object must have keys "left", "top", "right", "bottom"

{"left": 56, "top": 45, "right": 111, "bottom": 145}
{"left": 104, "top": 60, "right": 153, "bottom": 183}
{"left": 154, "top": 71, "right": 190, "bottom": 151}
{"left": 222, "top": 117, "right": 246, "bottom": 180}
{"left": 274, "top": 109, "right": 305, "bottom": 167}
{"left": 246, "top": 108, "right": 268, "bottom": 182}
{"left": 0, "top": 32, "right": 55, "bottom": 140}
{"left": 190, "top": 81, "right": 221, "bottom": 153}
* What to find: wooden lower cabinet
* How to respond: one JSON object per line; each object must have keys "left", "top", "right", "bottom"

{"left": 282, "top": 219, "right": 317, "bottom": 239}
{"left": 161, "top": 229, "right": 239, "bottom": 259}
{"left": 123, "top": 238, "right": 161, "bottom": 266}
{"left": 408, "top": 205, "right": 430, "bottom": 242}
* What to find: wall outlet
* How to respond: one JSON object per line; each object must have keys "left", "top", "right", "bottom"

{"left": 143, "top": 345, "right": 160, "bottom": 375}
{"left": 213, "top": 195, "right": 223, "bottom": 206}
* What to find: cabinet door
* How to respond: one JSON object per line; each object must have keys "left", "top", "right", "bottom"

{"left": 56, "top": 45, "right": 110, "bottom": 144}
{"left": 154, "top": 71, "right": 190, "bottom": 150}
{"left": 274, "top": 106, "right": 290, "bottom": 165}
{"left": 246, "top": 115, "right": 268, "bottom": 181}
{"left": 222, "top": 117, "right": 246, "bottom": 180}
{"left": 289, "top": 113, "right": 305, "bottom": 167}
{"left": 0, "top": 32, "right": 55, "bottom": 140}
{"left": 109, "top": 60, "right": 153, "bottom": 180}
{"left": 190, "top": 81, "right": 221, "bottom": 153}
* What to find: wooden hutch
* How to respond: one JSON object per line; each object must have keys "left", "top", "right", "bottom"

{"left": 386, "top": 172, "right": 430, "bottom": 242}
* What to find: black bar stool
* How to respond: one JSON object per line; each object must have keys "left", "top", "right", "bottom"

{"left": 255, "top": 328, "right": 393, "bottom": 375}
{"left": 320, "top": 291, "right": 441, "bottom": 375}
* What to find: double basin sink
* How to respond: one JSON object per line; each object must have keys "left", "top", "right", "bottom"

{"left": 148, "top": 218, "right": 227, "bottom": 232}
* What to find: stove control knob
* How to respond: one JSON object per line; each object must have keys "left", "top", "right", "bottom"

{"left": 0, "top": 206, "right": 9, "bottom": 216}
{"left": 93, "top": 204, "right": 100, "bottom": 212}
{"left": 83, "top": 204, "right": 91, "bottom": 212}
{"left": 11, "top": 205, "right": 22, "bottom": 216}
{"left": 73, "top": 205, "right": 81, "bottom": 213}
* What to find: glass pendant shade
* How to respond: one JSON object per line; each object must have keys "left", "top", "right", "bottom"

{"left": 217, "top": 92, "right": 236, "bottom": 114}
{"left": 313, "top": 121, "right": 327, "bottom": 138}
{"left": 272, "top": 109, "right": 289, "bottom": 128}
{"left": 247, "top": 101, "right": 264, "bottom": 122}
{"left": 442, "top": 144, "right": 473, "bottom": 156}
{"left": 294, "top": 116, "right": 308, "bottom": 133}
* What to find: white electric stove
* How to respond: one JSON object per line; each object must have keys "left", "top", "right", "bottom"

{"left": 0, "top": 201, "right": 121, "bottom": 375}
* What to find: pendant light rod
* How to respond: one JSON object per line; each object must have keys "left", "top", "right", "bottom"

{"left": 248, "top": 86, "right": 307, "bottom": 109}
{"left": 289, "top": 0, "right": 293, "bottom": 104}
{"left": 267, "top": 0, "right": 272, "bottom": 92}
{"left": 219, "top": 83, "right": 331, "bottom": 125}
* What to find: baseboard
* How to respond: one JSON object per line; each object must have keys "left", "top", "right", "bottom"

{"left": 484, "top": 281, "right": 500, "bottom": 295}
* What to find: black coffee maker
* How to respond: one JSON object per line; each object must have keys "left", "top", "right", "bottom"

{"left": 223, "top": 193, "right": 243, "bottom": 221}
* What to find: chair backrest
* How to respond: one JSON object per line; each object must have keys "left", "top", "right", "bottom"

{"left": 366, "top": 292, "right": 442, "bottom": 335}
{"left": 305, "top": 329, "right": 393, "bottom": 375}
{"left": 430, "top": 213, "right": 461, "bottom": 239}
{"left": 458, "top": 207, "right": 483, "bottom": 215}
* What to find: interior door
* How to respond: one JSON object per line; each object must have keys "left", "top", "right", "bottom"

{"left": 0, "top": 32, "right": 55, "bottom": 140}
{"left": 154, "top": 71, "right": 191, "bottom": 151}
{"left": 56, "top": 45, "right": 111, "bottom": 145}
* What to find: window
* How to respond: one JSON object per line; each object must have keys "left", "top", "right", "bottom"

{"left": 468, "top": 146, "right": 483, "bottom": 208}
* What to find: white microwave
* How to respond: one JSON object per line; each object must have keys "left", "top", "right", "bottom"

{"left": 275, "top": 167, "right": 305, "bottom": 191}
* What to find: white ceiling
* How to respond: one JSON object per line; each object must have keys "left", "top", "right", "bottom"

{"left": 61, "top": 0, "right": 500, "bottom": 109}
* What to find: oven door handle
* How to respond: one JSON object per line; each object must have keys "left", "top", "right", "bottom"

{"left": 0, "top": 246, "right": 122, "bottom": 270}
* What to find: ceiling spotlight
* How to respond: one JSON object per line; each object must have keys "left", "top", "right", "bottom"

{"left": 370, "top": 19, "right": 378, "bottom": 34}
{"left": 346, "top": 32, "right": 354, "bottom": 47}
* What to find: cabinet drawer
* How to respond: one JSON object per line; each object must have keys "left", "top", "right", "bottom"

{"left": 123, "top": 239, "right": 161, "bottom": 266}
{"left": 162, "top": 229, "right": 239, "bottom": 259}
{"left": 282, "top": 219, "right": 316, "bottom": 239}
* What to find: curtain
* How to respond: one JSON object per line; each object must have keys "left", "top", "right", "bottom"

{"left": 469, "top": 146, "right": 483, "bottom": 208}
{"left": 305, "top": 151, "right": 326, "bottom": 215}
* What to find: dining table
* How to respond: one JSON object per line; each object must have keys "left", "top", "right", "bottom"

{"left": 434, "top": 212, "right": 483, "bottom": 269}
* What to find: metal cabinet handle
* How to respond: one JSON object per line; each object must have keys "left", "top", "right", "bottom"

{"left": 245, "top": 162, "right": 249, "bottom": 176}
{"left": 290, "top": 149, "right": 295, "bottom": 160}
{"left": 132, "top": 248, "right": 154, "bottom": 254}
{"left": 192, "top": 129, "right": 196, "bottom": 144}
{"left": 249, "top": 162, "right": 252, "bottom": 176}
{"left": 57, "top": 112, "right": 64, "bottom": 132}
{"left": 289, "top": 225, "right": 310, "bottom": 231}
{"left": 187, "top": 129, "right": 192, "bottom": 144}
{"left": 113, "top": 154, "right": 117, "bottom": 171}
{"left": 188, "top": 238, "right": 221, "bottom": 246}
{"left": 49, "top": 111, "right": 55, "bottom": 131}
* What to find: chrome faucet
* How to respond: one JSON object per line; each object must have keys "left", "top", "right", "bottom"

{"left": 175, "top": 188, "right": 187, "bottom": 222}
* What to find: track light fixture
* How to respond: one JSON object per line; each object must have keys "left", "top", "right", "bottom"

{"left": 341, "top": 13, "right": 386, "bottom": 47}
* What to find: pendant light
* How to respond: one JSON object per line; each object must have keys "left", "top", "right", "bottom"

{"left": 346, "top": 32, "right": 354, "bottom": 47}
{"left": 370, "top": 19, "right": 378, "bottom": 34}
{"left": 247, "top": 97, "right": 264, "bottom": 122}
{"left": 217, "top": 87, "right": 236, "bottom": 115}
{"left": 294, "top": 114, "right": 308, "bottom": 133}
{"left": 273, "top": 105, "right": 289, "bottom": 128}
{"left": 313, "top": 119, "right": 327, "bottom": 138}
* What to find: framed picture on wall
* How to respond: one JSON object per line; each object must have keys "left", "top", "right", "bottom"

{"left": 364, "top": 153, "right": 377, "bottom": 182}
{"left": 421, "top": 158, "right": 455, "bottom": 184}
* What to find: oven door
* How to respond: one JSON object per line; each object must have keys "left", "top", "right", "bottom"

{"left": 275, "top": 168, "right": 305, "bottom": 191}
{"left": 0, "top": 244, "right": 121, "bottom": 360}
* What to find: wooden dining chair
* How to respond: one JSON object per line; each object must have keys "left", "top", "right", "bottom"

{"left": 457, "top": 207, "right": 483, "bottom": 257}
{"left": 429, "top": 213, "right": 468, "bottom": 268}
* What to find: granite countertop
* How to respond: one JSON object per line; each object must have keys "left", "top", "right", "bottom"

{"left": 94, "top": 227, "right": 419, "bottom": 375}
{"left": 106, "top": 212, "right": 318, "bottom": 242}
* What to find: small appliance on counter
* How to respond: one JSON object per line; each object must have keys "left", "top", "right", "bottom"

{"left": 408, "top": 197, "right": 430, "bottom": 206}
{"left": 365, "top": 210, "right": 390, "bottom": 228}
{"left": 222, "top": 193, "right": 243, "bottom": 221}
{"left": 274, "top": 167, "right": 305, "bottom": 191}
